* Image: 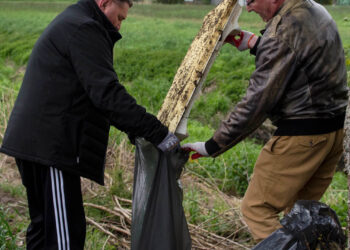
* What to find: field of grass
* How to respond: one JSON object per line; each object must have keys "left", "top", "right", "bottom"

{"left": 0, "top": 0, "right": 349, "bottom": 248}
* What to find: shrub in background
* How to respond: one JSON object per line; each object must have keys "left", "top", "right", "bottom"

{"left": 154, "top": 0, "right": 184, "bottom": 4}
{"left": 315, "top": 0, "right": 333, "bottom": 4}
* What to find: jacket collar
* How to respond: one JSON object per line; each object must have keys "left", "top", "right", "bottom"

{"left": 275, "top": 0, "right": 309, "bottom": 17}
{"left": 261, "top": 0, "right": 309, "bottom": 35}
{"left": 78, "top": 0, "right": 122, "bottom": 43}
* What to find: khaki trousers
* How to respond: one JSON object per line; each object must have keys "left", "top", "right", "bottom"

{"left": 241, "top": 129, "right": 344, "bottom": 242}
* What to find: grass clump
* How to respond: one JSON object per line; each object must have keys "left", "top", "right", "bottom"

{"left": 0, "top": 2, "right": 349, "bottom": 247}
{"left": 0, "top": 206, "right": 18, "bottom": 250}
{"left": 84, "top": 226, "right": 116, "bottom": 250}
{"left": 183, "top": 120, "right": 261, "bottom": 196}
{"left": 115, "top": 48, "right": 183, "bottom": 84}
{"left": 109, "top": 168, "right": 133, "bottom": 200}
{"left": 321, "top": 171, "right": 348, "bottom": 228}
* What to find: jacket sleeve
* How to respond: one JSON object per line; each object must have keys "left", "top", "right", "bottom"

{"left": 68, "top": 22, "right": 168, "bottom": 145}
{"left": 206, "top": 37, "right": 298, "bottom": 156}
{"left": 250, "top": 36, "right": 261, "bottom": 56}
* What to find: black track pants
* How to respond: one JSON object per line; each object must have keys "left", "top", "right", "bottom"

{"left": 16, "top": 159, "right": 86, "bottom": 250}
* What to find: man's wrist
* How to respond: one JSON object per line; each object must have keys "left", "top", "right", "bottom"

{"left": 205, "top": 138, "right": 221, "bottom": 156}
{"left": 250, "top": 36, "right": 261, "bottom": 55}
{"left": 248, "top": 34, "right": 258, "bottom": 49}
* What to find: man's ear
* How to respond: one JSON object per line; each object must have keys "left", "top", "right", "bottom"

{"left": 97, "top": 0, "right": 111, "bottom": 10}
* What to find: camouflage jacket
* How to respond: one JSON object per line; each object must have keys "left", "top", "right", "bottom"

{"left": 206, "top": 0, "right": 348, "bottom": 156}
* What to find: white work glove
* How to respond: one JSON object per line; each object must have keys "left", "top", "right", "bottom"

{"left": 157, "top": 132, "right": 180, "bottom": 153}
{"left": 181, "top": 142, "right": 209, "bottom": 160}
{"left": 225, "top": 30, "right": 258, "bottom": 51}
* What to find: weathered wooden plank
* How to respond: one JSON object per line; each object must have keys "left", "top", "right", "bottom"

{"left": 157, "top": 0, "right": 242, "bottom": 138}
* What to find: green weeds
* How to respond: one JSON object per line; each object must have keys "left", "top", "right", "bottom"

{"left": 0, "top": 207, "right": 17, "bottom": 250}
{"left": 0, "top": 2, "right": 349, "bottom": 248}
{"left": 0, "top": 197, "right": 27, "bottom": 250}
{"left": 110, "top": 168, "right": 133, "bottom": 200}
{"left": 183, "top": 120, "right": 261, "bottom": 196}
{"left": 84, "top": 226, "right": 116, "bottom": 250}
{"left": 321, "top": 172, "right": 348, "bottom": 228}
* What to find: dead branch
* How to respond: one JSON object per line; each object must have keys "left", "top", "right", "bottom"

{"left": 86, "top": 216, "right": 118, "bottom": 240}
{"left": 84, "top": 202, "right": 125, "bottom": 219}
{"left": 84, "top": 196, "right": 251, "bottom": 249}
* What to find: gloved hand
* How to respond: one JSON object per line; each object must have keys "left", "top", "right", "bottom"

{"left": 157, "top": 132, "right": 180, "bottom": 152}
{"left": 181, "top": 142, "right": 209, "bottom": 160}
{"left": 225, "top": 30, "right": 258, "bottom": 51}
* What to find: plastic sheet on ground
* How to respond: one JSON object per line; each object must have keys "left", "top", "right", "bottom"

{"left": 252, "top": 200, "right": 346, "bottom": 250}
{"left": 131, "top": 138, "right": 191, "bottom": 250}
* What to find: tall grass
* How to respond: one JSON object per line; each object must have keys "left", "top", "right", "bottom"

{"left": 321, "top": 172, "right": 348, "bottom": 228}
{"left": 183, "top": 120, "right": 261, "bottom": 195}
{"left": 0, "top": 2, "right": 349, "bottom": 248}
{"left": 0, "top": 207, "right": 17, "bottom": 250}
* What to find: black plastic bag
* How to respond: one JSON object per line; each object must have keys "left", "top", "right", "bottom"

{"left": 253, "top": 200, "right": 346, "bottom": 250}
{"left": 131, "top": 138, "right": 191, "bottom": 250}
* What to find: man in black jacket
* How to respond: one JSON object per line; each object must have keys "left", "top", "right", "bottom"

{"left": 0, "top": 0, "right": 178, "bottom": 248}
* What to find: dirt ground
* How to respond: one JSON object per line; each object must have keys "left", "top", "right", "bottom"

{"left": 0, "top": 155, "right": 27, "bottom": 247}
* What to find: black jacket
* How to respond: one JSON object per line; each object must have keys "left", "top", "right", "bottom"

{"left": 0, "top": 0, "right": 168, "bottom": 184}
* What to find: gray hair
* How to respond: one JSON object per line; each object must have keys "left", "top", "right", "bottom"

{"left": 113, "top": 0, "right": 133, "bottom": 7}
{"left": 96, "top": 0, "right": 133, "bottom": 8}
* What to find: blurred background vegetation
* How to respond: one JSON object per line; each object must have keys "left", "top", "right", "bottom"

{"left": 0, "top": 0, "right": 349, "bottom": 248}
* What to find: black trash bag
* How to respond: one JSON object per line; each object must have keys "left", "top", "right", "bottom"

{"left": 131, "top": 138, "right": 192, "bottom": 250}
{"left": 252, "top": 200, "right": 346, "bottom": 250}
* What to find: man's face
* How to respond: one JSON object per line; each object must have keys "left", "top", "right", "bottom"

{"left": 246, "top": 0, "right": 277, "bottom": 22}
{"left": 99, "top": 0, "right": 129, "bottom": 30}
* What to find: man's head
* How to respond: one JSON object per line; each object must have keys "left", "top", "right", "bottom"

{"left": 246, "top": 0, "right": 285, "bottom": 22}
{"left": 96, "top": 0, "right": 133, "bottom": 30}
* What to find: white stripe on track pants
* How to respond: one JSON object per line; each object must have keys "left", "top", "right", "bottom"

{"left": 16, "top": 158, "right": 86, "bottom": 250}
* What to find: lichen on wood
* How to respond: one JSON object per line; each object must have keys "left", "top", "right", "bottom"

{"left": 157, "top": 0, "right": 240, "bottom": 134}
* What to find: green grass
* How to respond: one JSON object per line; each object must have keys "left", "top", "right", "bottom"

{"left": 0, "top": 184, "right": 25, "bottom": 200}
{"left": 321, "top": 172, "right": 348, "bottom": 228}
{"left": 0, "top": 2, "right": 349, "bottom": 248}
{"left": 0, "top": 207, "right": 18, "bottom": 250}
{"left": 0, "top": 200, "right": 27, "bottom": 250}
{"left": 184, "top": 120, "right": 261, "bottom": 196}
{"left": 84, "top": 226, "right": 116, "bottom": 250}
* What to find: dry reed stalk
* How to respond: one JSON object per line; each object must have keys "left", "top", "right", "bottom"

{"left": 84, "top": 194, "right": 250, "bottom": 249}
